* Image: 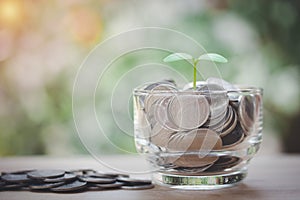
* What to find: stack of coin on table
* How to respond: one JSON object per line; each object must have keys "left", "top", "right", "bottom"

{"left": 134, "top": 78, "right": 262, "bottom": 174}
{"left": 0, "top": 169, "right": 154, "bottom": 192}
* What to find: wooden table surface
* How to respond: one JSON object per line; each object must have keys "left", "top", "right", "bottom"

{"left": 0, "top": 154, "right": 299, "bottom": 200}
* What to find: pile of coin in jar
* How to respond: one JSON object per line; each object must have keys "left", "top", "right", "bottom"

{"left": 134, "top": 77, "right": 262, "bottom": 173}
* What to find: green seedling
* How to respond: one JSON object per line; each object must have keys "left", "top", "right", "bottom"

{"left": 163, "top": 52, "right": 228, "bottom": 89}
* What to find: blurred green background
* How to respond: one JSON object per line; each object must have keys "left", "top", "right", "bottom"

{"left": 0, "top": 0, "right": 299, "bottom": 156}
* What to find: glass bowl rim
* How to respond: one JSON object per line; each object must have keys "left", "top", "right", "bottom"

{"left": 133, "top": 85, "right": 263, "bottom": 95}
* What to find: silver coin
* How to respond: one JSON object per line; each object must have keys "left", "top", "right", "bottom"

{"left": 144, "top": 83, "right": 177, "bottom": 111}
{"left": 144, "top": 93, "right": 167, "bottom": 113}
{"left": 167, "top": 128, "right": 222, "bottom": 152}
{"left": 150, "top": 123, "right": 175, "bottom": 148}
{"left": 219, "top": 107, "right": 238, "bottom": 137}
{"left": 138, "top": 81, "right": 177, "bottom": 109}
{"left": 1, "top": 183, "right": 27, "bottom": 190}
{"left": 150, "top": 83, "right": 177, "bottom": 92}
{"left": 142, "top": 82, "right": 161, "bottom": 91}
{"left": 90, "top": 173, "right": 129, "bottom": 179}
{"left": 168, "top": 94, "right": 210, "bottom": 130}
{"left": 1, "top": 173, "right": 30, "bottom": 183}
{"left": 50, "top": 180, "right": 87, "bottom": 192}
{"left": 174, "top": 163, "right": 214, "bottom": 173}
{"left": 78, "top": 176, "right": 116, "bottom": 184}
{"left": 43, "top": 173, "right": 77, "bottom": 183}
{"left": 0, "top": 180, "right": 5, "bottom": 187}
{"left": 117, "top": 177, "right": 152, "bottom": 185}
{"left": 1, "top": 170, "right": 35, "bottom": 175}
{"left": 204, "top": 111, "right": 228, "bottom": 128}
{"left": 229, "top": 99, "right": 240, "bottom": 110}
{"left": 239, "top": 95, "right": 256, "bottom": 133}
{"left": 149, "top": 96, "right": 179, "bottom": 131}
{"left": 29, "top": 182, "right": 65, "bottom": 190}
{"left": 143, "top": 81, "right": 176, "bottom": 91}
{"left": 197, "top": 83, "right": 229, "bottom": 119}
{"left": 221, "top": 123, "right": 244, "bottom": 148}
{"left": 27, "top": 170, "right": 65, "bottom": 179}
{"left": 216, "top": 106, "right": 234, "bottom": 131}
{"left": 67, "top": 169, "right": 96, "bottom": 176}
{"left": 121, "top": 184, "right": 154, "bottom": 190}
{"left": 171, "top": 154, "right": 219, "bottom": 168}
{"left": 203, "top": 106, "right": 231, "bottom": 130}
{"left": 205, "top": 156, "right": 241, "bottom": 172}
{"left": 89, "top": 182, "right": 124, "bottom": 190}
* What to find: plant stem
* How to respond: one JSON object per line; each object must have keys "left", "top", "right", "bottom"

{"left": 193, "top": 59, "right": 198, "bottom": 90}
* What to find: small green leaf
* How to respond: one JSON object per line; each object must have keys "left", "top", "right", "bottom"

{"left": 198, "top": 53, "right": 228, "bottom": 63}
{"left": 163, "top": 53, "right": 193, "bottom": 62}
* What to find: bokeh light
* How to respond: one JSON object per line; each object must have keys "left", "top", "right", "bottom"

{"left": 0, "top": 0, "right": 299, "bottom": 156}
{"left": 65, "top": 6, "right": 103, "bottom": 46}
{"left": 0, "top": 0, "right": 24, "bottom": 28}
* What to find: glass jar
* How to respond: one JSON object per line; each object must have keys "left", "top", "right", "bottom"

{"left": 133, "top": 83, "right": 263, "bottom": 190}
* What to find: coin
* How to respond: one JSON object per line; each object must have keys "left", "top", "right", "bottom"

{"left": 142, "top": 82, "right": 161, "bottom": 91}
{"left": 168, "top": 94, "right": 210, "bottom": 130}
{"left": 166, "top": 129, "right": 222, "bottom": 167}
{"left": 144, "top": 93, "right": 169, "bottom": 113}
{"left": 229, "top": 99, "right": 240, "bottom": 111}
{"left": 1, "top": 183, "right": 27, "bottom": 190}
{"left": 150, "top": 123, "right": 175, "bottom": 148}
{"left": 205, "top": 107, "right": 228, "bottom": 128}
{"left": 121, "top": 184, "right": 154, "bottom": 190}
{"left": 197, "top": 83, "right": 229, "bottom": 119}
{"left": 148, "top": 96, "right": 179, "bottom": 131}
{"left": 78, "top": 176, "right": 116, "bottom": 184}
{"left": 205, "top": 156, "right": 241, "bottom": 172}
{"left": 203, "top": 106, "right": 231, "bottom": 131}
{"left": 1, "top": 173, "right": 31, "bottom": 183}
{"left": 172, "top": 154, "right": 219, "bottom": 168}
{"left": 1, "top": 170, "right": 35, "bottom": 175}
{"left": 174, "top": 163, "right": 214, "bottom": 173}
{"left": 221, "top": 123, "right": 244, "bottom": 147}
{"left": 214, "top": 156, "right": 241, "bottom": 167}
{"left": 116, "top": 177, "right": 152, "bottom": 185}
{"left": 167, "top": 129, "right": 222, "bottom": 152}
{"left": 143, "top": 81, "right": 176, "bottom": 91}
{"left": 50, "top": 180, "right": 87, "bottom": 192}
{"left": 90, "top": 182, "right": 124, "bottom": 189}
{"left": 29, "top": 182, "right": 65, "bottom": 190}
{"left": 68, "top": 169, "right": 96, "bottom": 176}
{"left": 152, "top": 96, "right": 173, "bottom": 128}
{"left": 151, "top": 83, "right": 177, "bottom": 92}
{"left": 219, "top": 107, "right": 238, "bottom": 137}
{"left": 0, "top": 180, "right": 5, "bottom": 187}
{"left": 93, "top": 172, "right": 129, "bottom": 179}
{"left": 137, "top": 81, "right": 177, "bottom": 109}
{"left": 239, "top": 95, "right": 256, "bottom": 133}
{"left": 43, "top": 173, "right": 77, "bottom": 183}
{"left": 27, "top": 170, "right": 65, "bottom": 180}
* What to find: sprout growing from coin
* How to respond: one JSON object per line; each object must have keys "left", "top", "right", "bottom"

{"left": 163, "top": 52, "right": 228, "bottom": 90}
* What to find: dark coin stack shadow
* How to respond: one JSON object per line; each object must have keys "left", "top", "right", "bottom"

{"left": 137, "top": 79, "right": 261, "bottom": 172}
{"left": 0, "top": 169, "right": 154, "bottom": 193}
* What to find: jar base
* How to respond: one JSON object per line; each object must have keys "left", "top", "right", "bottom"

{"left": 152, "top": 169, "right": 247, "bottom": 190}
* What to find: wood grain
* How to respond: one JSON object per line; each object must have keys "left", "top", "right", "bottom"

{"left": 0, "top": 155, "right": 299, "bottom": 200}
